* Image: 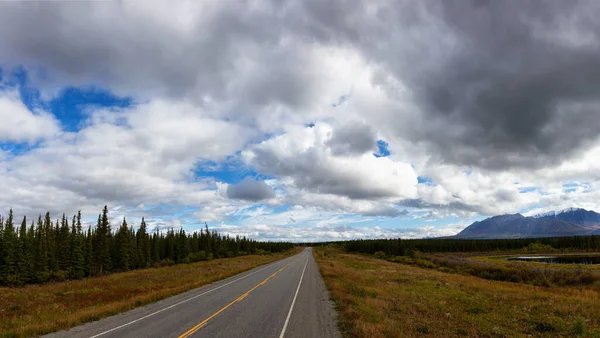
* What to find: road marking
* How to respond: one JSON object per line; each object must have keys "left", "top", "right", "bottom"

{"left": 279, "top": 255, "right": 309, "bottom": 338}
{"left": 178, "top": 262, "right": 292, "bottom": 338}
{"left": 88, "top": 257, "right": 295, "bottom": 338}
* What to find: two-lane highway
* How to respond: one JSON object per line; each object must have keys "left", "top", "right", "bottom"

{"left": 46, "top": 248, "right": 341, "bottom": 338}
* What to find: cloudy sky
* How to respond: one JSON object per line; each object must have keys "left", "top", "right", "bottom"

{"left": 1, "top": 0, "right": 599, "bottom": 242}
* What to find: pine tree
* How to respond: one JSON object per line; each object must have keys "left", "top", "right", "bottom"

{"left": 1, "top": 210, "right": 18, "bottom": 284}
{"left": 114, "top": 217, "right": 130, "bottom": 270}
{"left": 45, "top": 212, "right": 58, "bottom": 273}
{"left": 0, "top": 215, "right": 3, "bottom": 281}
{"left": 151, "top": 230, "right": 160, "bottom": 264}
{"left": 58, "top": 213, "right": 71, "bottom": 272}
{"left": 69, "top": 212, "right": 85, "bottom": 279}
{"left": 95, "top": 206, "right": 112, "bottom": 274}
{"left": 34, "top": 215, "right": 49, "bottom": 282}
{"left": 84, "top": 227, "right": 93, "bottom": 277}
{"left": 136, "top": 218, "right": 150, "bottom": 267}
{"left": 17, "top": 216, "right": 32, "bottom": 284}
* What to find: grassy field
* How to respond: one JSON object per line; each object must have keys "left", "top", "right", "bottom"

{"left": 422, "top": 252, "right": 600, "bottom": 287}
{"left": 0, "top": 248, "right": 301, "bottom": 337}
{"left": 314, "top": 246, "right": 600, "bottom": 337}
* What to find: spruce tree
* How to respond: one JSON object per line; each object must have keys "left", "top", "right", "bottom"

{"left": 114, "top": 217, "right": 130, "bottom": 270}
{"left": 58, "top": 213, "right": 71, "bottom": 272}
{"left": 128, "top": 225, "right": 138, "bottom": 269}
{"left": 0, "top": 216, "right": 3, "bottom": 281}
{"left": 17, "top": 216, "right": 32, "bottom": 284}
{"left": 84, "top": 227, "right": 93, "bottom": 277}
{"left": 95, "top": 206, "right": 112, "bottom": 274}
{"left": 26, "top": 220, "right": 36, "bottom": 283}
{"left": 34, "top": 215, "right": 49, "bottom": 282}
{"left": 45, "top": 212, "right": 58, "bottom": 272}
{"left": 1, "top": 210, "right": 18, "bottom": 284}
{"left": 136, "top": 218, "right": 150, "bottom": 267}
{"left": 70, "top": 212, "right": 85, "bottom": 279}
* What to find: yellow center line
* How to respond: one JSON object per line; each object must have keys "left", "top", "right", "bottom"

{"left": 178, "top": 257, "right": 298, "bottom": 338}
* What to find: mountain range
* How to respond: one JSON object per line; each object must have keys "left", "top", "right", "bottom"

{"left": 454, "top": 208, "right": 600, "bottom": 239}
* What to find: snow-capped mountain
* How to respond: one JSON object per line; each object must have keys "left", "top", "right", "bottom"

{"left": 455, "top": 208, "right": 600, "bottom": 239}
{"left": 534, "top": 208, "right": 600, "bottom": 226}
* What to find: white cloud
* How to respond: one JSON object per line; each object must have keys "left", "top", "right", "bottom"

{"left": 0, "top": 98, "right": 254, "bottom": 220}
{"left": 0, "top": 90, "right": 60, "bottom": 143}
{"left": 1, "top": 1, "right": 600, "bottom": 241}
{"left": 244, "top": 123, "right": 418, "bottom": 201}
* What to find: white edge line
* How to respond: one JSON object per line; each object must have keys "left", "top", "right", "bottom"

{"left": 89, "top": 256, "right": 296, "bottom": 338}
{"left": 279, "top": 254, "right": 309, "bottom": 338}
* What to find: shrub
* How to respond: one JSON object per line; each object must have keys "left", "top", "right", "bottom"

{"left": 388, "top": 256, "right": 414, "bottom": 265}
{"left": 534, "top": 322, "right": 555, "bottom": 332}
{"left": 572, "top": 318, "right": 585, "bottom": 335}
{"left": 254, "top": 249, "right": 270, "bottom": 256}
{"left": 51, "top": 270, "right": 67, "bottom": 282}
{"left": 523, "top": 242, "right": 554, "bottom": 252}
{"left": 153, "top": 259, "right": 175, "bottom": 267}
{"left": 374, "top": 251, "right": 386, "bottom": 259}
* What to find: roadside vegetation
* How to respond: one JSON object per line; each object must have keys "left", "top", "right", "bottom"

{"left": 0, "top": 247, "right": 301, "bottom": 337}
{"left": 341, "top": 236, "right": 600, "bottom": 254}
{"left": 314, "top": 246, "right": 600, "bottom": 337}
{"left": 421, "top": 250, "right": 600, "bottom": 287}
{"left": 0, "top": 206, "right": 293, "bottom": 286}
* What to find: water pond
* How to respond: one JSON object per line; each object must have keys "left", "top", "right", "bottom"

{"left": 508, "top": 255, "right": 600, "bottom": 265}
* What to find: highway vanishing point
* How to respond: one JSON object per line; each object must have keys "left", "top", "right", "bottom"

{"left": 46, "top": 248, "right": 341, "bottom": 338}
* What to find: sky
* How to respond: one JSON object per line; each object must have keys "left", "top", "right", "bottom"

{"left": 1, "top": 0, "right": 600, "bottom": 242}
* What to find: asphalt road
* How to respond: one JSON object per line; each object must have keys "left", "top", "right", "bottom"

{"left": 46, "top": 248, "right": 341, "bottom": 338}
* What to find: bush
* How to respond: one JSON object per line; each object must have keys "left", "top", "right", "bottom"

{"left": 51, "top": 270, "right": 67, "bottom": 282}
{"left": 153, "top": 259, "right": 175, "bottom": 267}
{"left": 374, "top": 251, "right": 386, "bottom": 259}
{"left": 523, "top": 242, "right": 555, "bottom": 252}
{"left": 36, "top": 271, "right": 51, "bottom": 283}
{"left": 254, "top": 249, "right": 270, "bottom": 256}
{"left": 415, "top": 259, "right": 437, "bottom": 269}
{"left": 388, "top": 256, "right": 414, "bottom": 265}
{"left": 206, "top": 252, "right": 214, "bottom": 260}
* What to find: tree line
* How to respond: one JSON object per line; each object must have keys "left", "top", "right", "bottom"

{"left": 307, "top": 235, "right": 600, "bottom": 256}
{"left": 0, "top": 206, "right": 294, "bottom": 286}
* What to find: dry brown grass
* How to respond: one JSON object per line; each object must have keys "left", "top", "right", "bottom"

{"left": 314, "top": 246, "right": 600, "bottom": 338}
{"left": 0, "top": 248, "right": 301, "bottom": 337}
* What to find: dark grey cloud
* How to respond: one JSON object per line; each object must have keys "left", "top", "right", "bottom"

{"left": 283, "top": 0, "right": 600, "bottom": 169}
{"left": 326, "top": 121, "right": 377, "bottom": 156}
{"left": 0, "top": 1, "right": 318, "bottom": 112}
{"left": 3, "top": 0, "right": 600, "bottom": 172}
{"left": 405, "top": 0, "right": 600, "bottom": 169}
{"left": 226, "top": 177, "right": 275, "bottom": 201}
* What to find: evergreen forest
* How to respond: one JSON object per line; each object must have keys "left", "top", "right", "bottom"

{"left": 0, "top": 206, "right": 293, "bottom": 286}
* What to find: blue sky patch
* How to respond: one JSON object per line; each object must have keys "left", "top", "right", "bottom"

{"left": 50, "top": 86, "right": 133, "bottom": 131}
{"left": 417, "top": 176, "right": 434, "bottom": 185}
{"left": 374, "top": 140, "right": 390, "bottom": 157}
{"left": 518, "top": 186, "right": 538, "bottom": 193}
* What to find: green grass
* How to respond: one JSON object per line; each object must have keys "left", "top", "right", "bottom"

{"left": 314, "top": 246, "right": 600, "bottom": 337}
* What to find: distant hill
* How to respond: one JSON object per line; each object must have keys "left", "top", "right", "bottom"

{"left": 455, "top": 208, "right": 600, "bottom": 239}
